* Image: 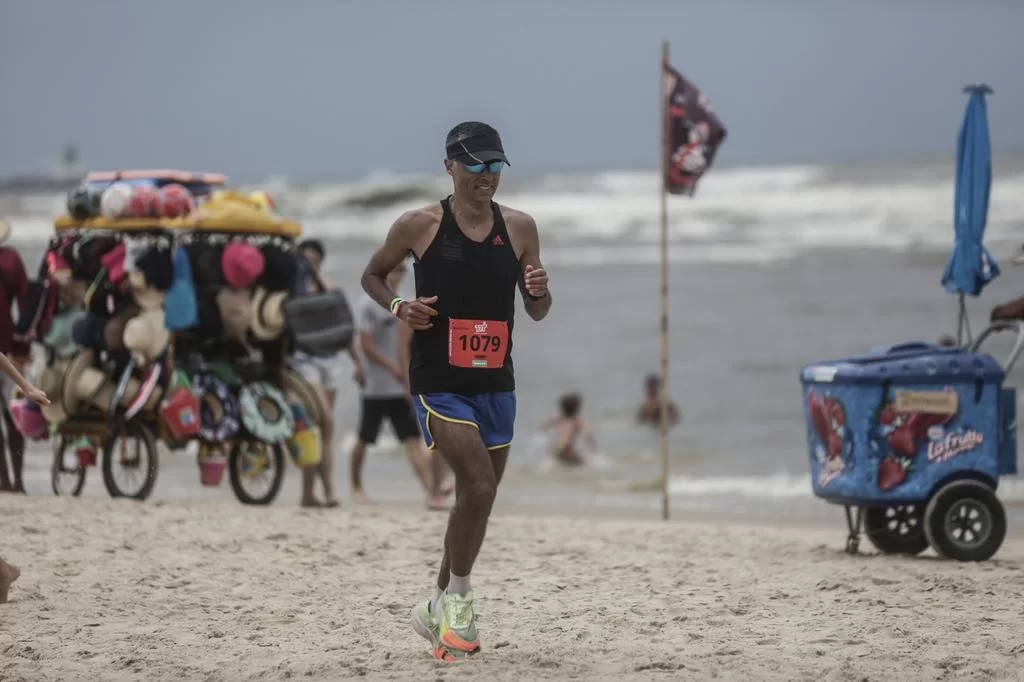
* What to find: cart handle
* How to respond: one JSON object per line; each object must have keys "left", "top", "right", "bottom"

{"left": 969, "top": 320, "right": 1024, "bottom": 374}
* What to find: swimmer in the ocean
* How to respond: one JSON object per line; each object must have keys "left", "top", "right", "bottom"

{"left": 539, "top": 393, "right": 596, "bottom": 466}
{"left": 636, "top": 374, "right": 680, "bottom": 428}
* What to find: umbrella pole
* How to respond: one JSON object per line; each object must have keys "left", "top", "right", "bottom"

{"left": 956, "top": 294, "right": 972, "bottom": 347}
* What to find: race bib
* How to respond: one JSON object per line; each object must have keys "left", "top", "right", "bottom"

{"left": 448, "top": 319, "right": 508, "bottom": 369}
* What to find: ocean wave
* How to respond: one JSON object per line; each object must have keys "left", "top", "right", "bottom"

{"left": 3, "top": 159, "right": 1023, "bottom": 264}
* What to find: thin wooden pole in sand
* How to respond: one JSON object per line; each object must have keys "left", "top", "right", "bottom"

{"left": 659, "top": 39, "right": 671, "bottom": 521}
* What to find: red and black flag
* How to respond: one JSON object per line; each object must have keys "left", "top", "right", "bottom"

{"left": 662, "top": 62, "right": 727, "bottom": 196}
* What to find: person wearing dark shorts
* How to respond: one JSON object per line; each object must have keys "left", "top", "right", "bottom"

{"left": 359, "top": 396, "right": 420, "bottom": 445}
{"left": 361, "top": 122, "right": 551, "bottom": 661}
{"left": 349, "top": 262, "right": 447, "bottom": 509}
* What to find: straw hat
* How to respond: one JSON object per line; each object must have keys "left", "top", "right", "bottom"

{"left": 61, "top": 351, "right": 162, "bottom": 416}
{"left": 216, "top": 287, "right": 253, "bottom": 344}
{"left": 37, "top": 359, "right": 70, "bottom": 424}
{"left": 127, "top": 270, "right": 166, "bottom": 310}
{"left": 250, "top": 287, "right": 288, "bottom": 341}
{"left": 122, "top": 308, "right": 171, "bottom": 363}
{"left": 103, "top": 304, "right": 140, "bottom": 353}
{"left": 61, "top": 351, "right": 105, "bottom": 415}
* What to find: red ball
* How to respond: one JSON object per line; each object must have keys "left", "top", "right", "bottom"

{"left": 126, "top": 185, "right": 160, "bottom": 218}
{"left": 157, "top": 183, "right": 195, "bottom": 218}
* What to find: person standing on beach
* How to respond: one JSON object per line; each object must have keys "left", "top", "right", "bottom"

{"left": 0, "top": 332, "right": 51, "bottom": 603}
{"left": 349, "top": 260, "right": 449, "bottom": 510}
{"left": 292, "top": 239, "right": 366, "bottom": 508}
{"left": 361, "top": 121, "right": 551, "bottom": 661}
{"left": 0, "top": 221, "right": 32, "bottom": 494}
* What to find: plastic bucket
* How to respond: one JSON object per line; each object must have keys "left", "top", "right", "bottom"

{"left": 198, "top": 455, "right": 227, "bottom": 487}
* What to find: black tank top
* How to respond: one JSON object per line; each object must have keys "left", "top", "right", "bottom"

{"left": 409, "top": 197, "right": 520, "bottom": 395}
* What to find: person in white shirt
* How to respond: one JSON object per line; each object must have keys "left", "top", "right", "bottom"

{"left": 350, "top": 261, "right": 449, "bottom": 510}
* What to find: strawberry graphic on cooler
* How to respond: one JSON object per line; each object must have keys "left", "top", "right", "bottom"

{"left": 875, "top": 397, "right": 954, "bottom": 491}
{"left": 807, "top": 390, "right": 847, "bottom": 463}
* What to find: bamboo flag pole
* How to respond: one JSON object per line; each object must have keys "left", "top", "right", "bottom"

{"left": 659, "top": 39, "right": 671, "bottom": 521}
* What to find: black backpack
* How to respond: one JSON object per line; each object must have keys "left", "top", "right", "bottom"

{"left": 13, "top": 256, "right": 57, "bottom": 344}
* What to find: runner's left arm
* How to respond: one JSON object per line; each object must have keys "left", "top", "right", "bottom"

{"left": 516, "top": 213, "right": 552, "bottom": 321}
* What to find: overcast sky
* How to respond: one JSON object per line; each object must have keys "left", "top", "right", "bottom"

{"left": 1, "top": 0, "right": 1022, "bottom": 180}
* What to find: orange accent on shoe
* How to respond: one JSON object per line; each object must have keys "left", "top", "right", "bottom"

{"left": 440, "top": 629, "right": 481, "bottom": 653}
{"left": 433, "top": 646, "right": 458, "bottom": 662}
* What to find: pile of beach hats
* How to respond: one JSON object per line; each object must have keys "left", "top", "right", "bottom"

{"left": 11, "top": 178, "right": 324, "bottom": 483}
{"left": 171, "top": 192, "right": 322, "bottom": 481}
{"left": 15, "top": 175, "right": 209, "bottom": 435}
{"left": 34, "top": 235, "right": 176, "bottom": 426}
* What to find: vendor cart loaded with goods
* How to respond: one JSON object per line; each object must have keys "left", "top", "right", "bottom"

{"left": 7, "top": 170, "right": 355, "bottom": 505}
{"left": 799, "top": 85, "right": 1020, "bottom": 562}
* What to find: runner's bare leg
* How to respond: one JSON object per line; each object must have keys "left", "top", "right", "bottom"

{"left": 435, "top": 443, "right": 509, "bottom": 590}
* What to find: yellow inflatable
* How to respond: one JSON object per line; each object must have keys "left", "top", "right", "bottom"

{"left": 188, "top": 191, "right": 301, "bottom": 238}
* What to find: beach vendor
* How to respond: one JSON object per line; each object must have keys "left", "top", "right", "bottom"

{"left": 989, "top": 246, "right": 1024, "bottom": 322}
{"left": 361, "top": 121, "right": 551, "bottom": 661}
{"left": 0, "top": 329, "right": 51, "bottom": 603}
{"left": 292, "top": 239, "right": 366, "bottom": 508}
{"left": 0, "top": 221, "right": 32, "bottom": 494}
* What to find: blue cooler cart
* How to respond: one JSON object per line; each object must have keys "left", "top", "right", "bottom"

{"left": 800, "top": 321, "right": 1023, "bottom": 561}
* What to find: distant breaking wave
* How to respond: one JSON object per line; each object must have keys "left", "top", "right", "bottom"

{"left": 4, "top": 158, "right": 1023, "bottom": 265}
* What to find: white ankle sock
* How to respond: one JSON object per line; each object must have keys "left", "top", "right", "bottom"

{"left": 431, "top": 586, "right": 443, "bottom": 611}
{"left": 448, "top": 571, "right": 471, "bottom": 596}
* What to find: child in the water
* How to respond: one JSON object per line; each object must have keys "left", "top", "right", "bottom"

{"left": 539, "top": 393, "right": 596, "bottom": 466}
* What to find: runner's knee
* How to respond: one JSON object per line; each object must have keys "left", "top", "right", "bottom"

{"left": 462, "top": 473, "right": 497, "bottom": 513}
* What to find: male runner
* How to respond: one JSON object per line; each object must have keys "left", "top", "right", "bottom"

{"left": 361, "top": 122, "right": 550, "bottom": 660}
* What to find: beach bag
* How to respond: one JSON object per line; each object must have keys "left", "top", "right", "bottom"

{"left": 282, "top": 259, "right": 354, "bottom": 357}
{"left": 8, "top": 391, "right": 48, "bottom": 441}
{"left": 164, "top": 245, "right": 199, "bottom": 331}
{"left": 13, "top": 258, "right": 58, "bottom": 344}
{"left": 286, "top": 403, "right": 322, "bottom": 468}
{"left": 158, "top": 370, "right": 201, "bottom": 443}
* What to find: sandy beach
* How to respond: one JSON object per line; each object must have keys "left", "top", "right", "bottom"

{"left": 1, "top": 496, "right": 1022, "bottom": 681}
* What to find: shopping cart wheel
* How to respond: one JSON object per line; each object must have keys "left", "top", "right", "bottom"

{"left": 101, "top": 421, "right": 159, "bottom": 501}
{"left": 864, "top": 504, "right": 929, "bottom": 555}
{"left": 924, "top": 479, "right": 1006, "bottom": 561}
{"left": 228, "top": 441, "right": 286, "bottom": 506}
{"left": 50, "top": 436, "right": 87, "bottom": 497}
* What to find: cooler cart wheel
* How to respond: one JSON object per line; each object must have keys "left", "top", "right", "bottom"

{"left": 228, "top": 441, "right": 286, "bottom": 506}
{"left": 924, "top": 480, "right": 1006, "bottom": 561}
{"left": 101, "top": 421, "right": 159, "bottom": 501}
{"left": 50, "top": 436, "right": 86, "bottom": 497}
{"left": 864, "top": 505, "right": 929, "bottom": 555}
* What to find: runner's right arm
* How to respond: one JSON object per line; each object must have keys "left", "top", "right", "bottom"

{"left": 361, "top": 210, "right": 437, "bottom": 330}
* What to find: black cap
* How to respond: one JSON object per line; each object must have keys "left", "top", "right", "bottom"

{"left": 446, "top": 131, "right": 510, "bottom": 166}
